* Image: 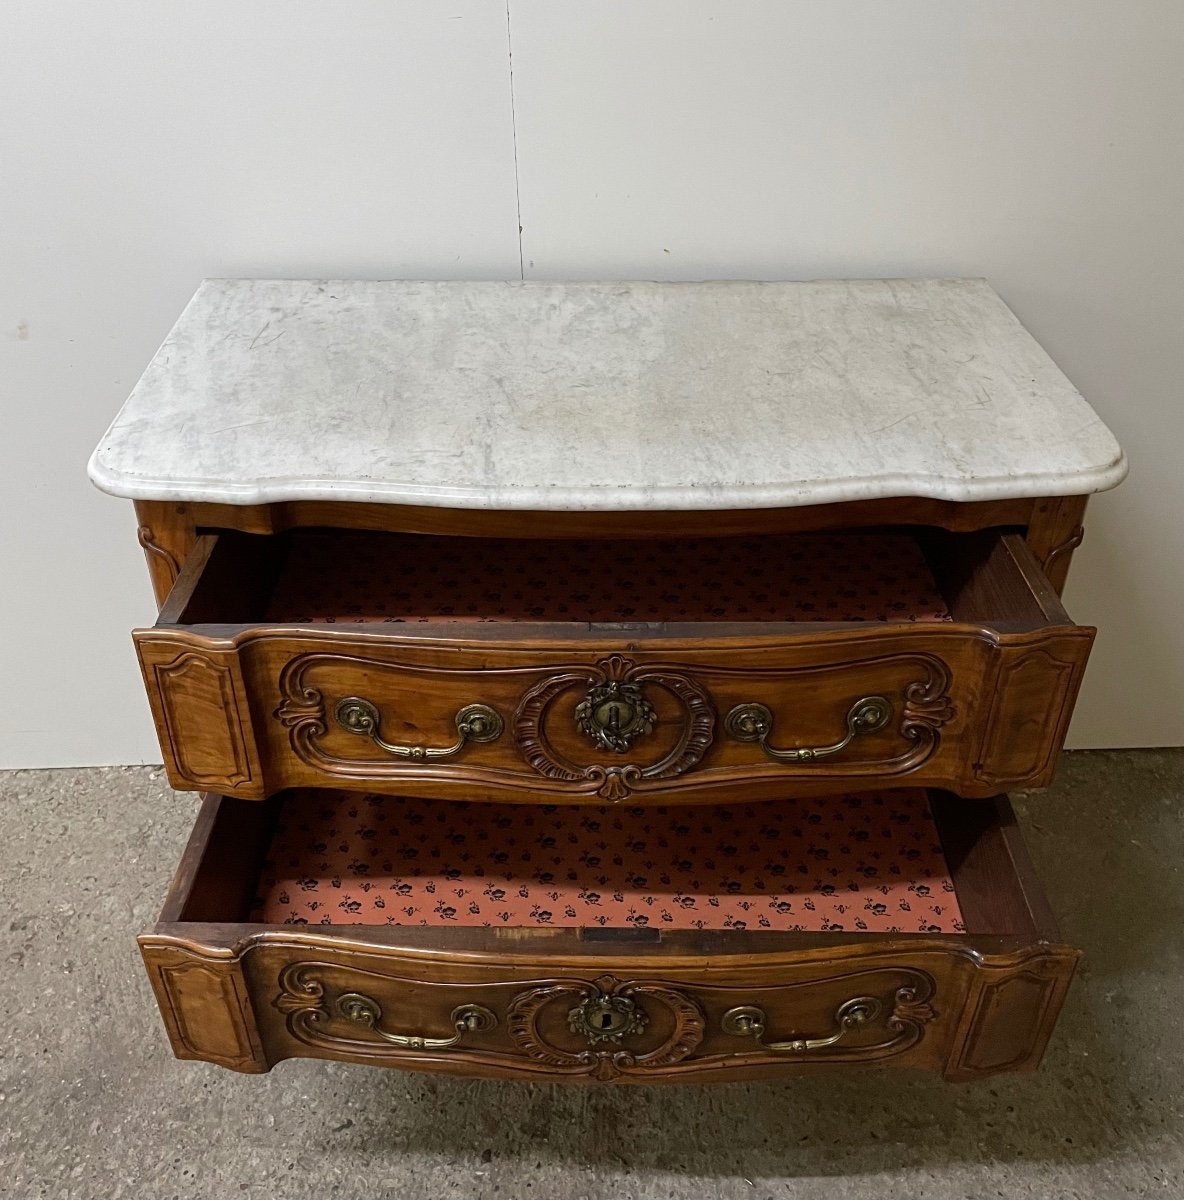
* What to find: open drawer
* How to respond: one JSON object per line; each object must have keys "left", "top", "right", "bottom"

{"left": 134, "top": 527, "right": 1093, "bottom": 803}
{"left": 140, "top": 786, "right": 1077, "bottom": 1083}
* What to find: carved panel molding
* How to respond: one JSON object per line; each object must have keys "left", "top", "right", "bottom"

{"left": 268, "top": 961, "right": 941, "bottom": 1080}
{"left": 513, "top": 655, "right": 717, "bottom": 800}
{"left": 150, "top": 649, "right": 255, "bottom": 791}
{"left": 144, "top": 951, "right": 263, "bottom": 1073}
{"left": 973, "top": 642, "right": 1085, "bottom": 786}
{"left": 506, "top": 974, "right": 707, "bottom": 1080}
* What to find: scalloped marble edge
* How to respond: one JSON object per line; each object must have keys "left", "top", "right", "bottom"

{"left": 87, "top": 277, "right": 1129, "bottom": 512}
{"left": 86, "top": 452, "right": 1128, "bottom": 510}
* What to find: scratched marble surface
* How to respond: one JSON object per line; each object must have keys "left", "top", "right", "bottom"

{"left": 88, "top": 278, "right": 1126, "bottom": 510}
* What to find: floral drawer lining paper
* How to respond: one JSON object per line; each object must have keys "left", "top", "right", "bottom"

{"left": 265, "top": 531, "right": 953, "bottom": 624}
{"left": 251, "top": 790, "right": 964, "bottom": 934}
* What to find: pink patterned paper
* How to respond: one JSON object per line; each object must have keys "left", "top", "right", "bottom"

{"left": 252, "top": 790, "right": 964, "bottom": 934}
{"left": 266, "top": 531, "right": 952, "bottom": 624}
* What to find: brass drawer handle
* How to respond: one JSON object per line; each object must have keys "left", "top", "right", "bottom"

{"left": 336, "top": 992, "right": 496, "bottom": 1049}
{"left": 724, "top": 696, "right": 891, "bottom": 763}
{"left": 722, "top": 997, "right": 881, "bottom": 1053}
{"left": 334, "top": 696, "right": 503, "bottom": 760}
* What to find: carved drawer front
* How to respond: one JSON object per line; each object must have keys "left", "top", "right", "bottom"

{"left": 140, "top": 789, "right": 1080, "bottom": 1083}
{"left": 135, "top": 527, "right": 1093, "bottom": 802}
{"left": 255, "top": 961, "right": 941, "bottom": 1082}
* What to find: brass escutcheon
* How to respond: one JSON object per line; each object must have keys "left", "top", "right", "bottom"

{"left": 568, "top": 994, "right": 648, "bottom": 1045}
{"left": 574, "top": 680, "right": 656, "bottom": 754}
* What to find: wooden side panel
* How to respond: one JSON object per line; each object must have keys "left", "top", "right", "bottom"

{"left": 973, "top": 633, "right": 1094, "bottom": 789}
{"left": 135, "top": 638, "right": 264, "bottom": 798}
{"left": 945, "top": 947, "right": 1079, "bottom": 1079}
{"left": 140, "top": 942, "right": 267, "bottom": 1073}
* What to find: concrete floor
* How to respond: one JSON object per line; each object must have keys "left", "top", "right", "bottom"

{"left": 2, "top": 752, "right": 1182, "bottom": 1199}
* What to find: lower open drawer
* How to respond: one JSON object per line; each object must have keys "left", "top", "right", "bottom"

{"left": 140, "top": 788, "right": 1077, "bottom": 1083}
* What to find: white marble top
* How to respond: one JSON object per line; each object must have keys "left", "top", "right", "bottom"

{"left": 88, "top": 279, "right": 1126, "bottom": 511}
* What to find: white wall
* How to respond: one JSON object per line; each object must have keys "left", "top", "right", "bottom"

{"left": 2, "top": 0, "right": 1181, "bottom": 767}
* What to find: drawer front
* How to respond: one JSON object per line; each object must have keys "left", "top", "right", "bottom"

{"left": 140, "top": 936, "right": 1078, "bottom": 1083}
{"left": 136, "top": 624, "right": 1093, "bottom": 802}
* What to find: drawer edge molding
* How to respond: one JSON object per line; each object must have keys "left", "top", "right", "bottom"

{"left": 136, "top": 639, "right": 264, "bottom": 798}
{"left": 135, "top": 624, "right": 1093, "bottom": 800}
{"left": 139, "top": 929, "right": 1077, "bottom": 1081}
{"left": 512, "top": 655, "right": 717, "bottom": 800}
{"left": 140, "top": 941, "right": 267, "bottom": 1073}
{"left": 945, "top": 945, "right": 1081, "bottom": 1080}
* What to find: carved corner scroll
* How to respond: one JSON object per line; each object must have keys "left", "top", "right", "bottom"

{"left": 137, "top": 524, "right": 181, "bottom": 589}
{"left": 133, "top": 500, "right": 196, "bottom": 607}
{"left": 900, "top": 656, "right": 956, "bottom": 747}
{"left": 1025, "top": 495, "right": 1088, "bottom": 596}
{"left": 513, "top": 655, "right": 717, "bottom": 800}
{"left": 507, "top": 974, "right": 706, "bottom": 1081}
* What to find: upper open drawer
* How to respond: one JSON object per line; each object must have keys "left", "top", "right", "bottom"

{"left": 134, "top": 526, "right": 1093, "bottom": 803}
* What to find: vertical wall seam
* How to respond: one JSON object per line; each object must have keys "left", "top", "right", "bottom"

{"left": 505, "top": 0, "right": 525, "bottom": 280}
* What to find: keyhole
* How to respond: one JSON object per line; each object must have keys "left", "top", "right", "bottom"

{"left": 599, "top": 1012, "right": 615, "bottom": 1029}
{"left": 595, "top": 699, "right": 633, "bottom": 731}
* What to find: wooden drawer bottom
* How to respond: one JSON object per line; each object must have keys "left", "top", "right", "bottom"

{"left": 140, "top": 789, "right": 1077, "bottom": 1083}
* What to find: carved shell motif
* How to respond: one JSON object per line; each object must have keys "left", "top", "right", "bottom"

{"left": 514, "top": 656, "right": 717, "bottom": 801}
{"left": 508, "top": 975, "right": 706, "bottom": 1081}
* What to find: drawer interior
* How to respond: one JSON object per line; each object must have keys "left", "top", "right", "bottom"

{"left": 264, "top": 531, "right": 952, "bottom": 624}
{"left": 160, "top": 525, "right": 1074, "bottom": 634}
{"left": 162, "top": 787, "right": 1059, "bottom": 950}
{"left": 250, "top": 789, "right": 963, "bottom": 932}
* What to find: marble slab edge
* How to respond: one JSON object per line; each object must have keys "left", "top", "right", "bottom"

{"left": 86, "top": 455, "right": 1129, "bottom": 511}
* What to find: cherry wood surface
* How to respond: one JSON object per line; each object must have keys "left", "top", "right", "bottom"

{"left": 132, "top": 527, "right": 1093, "bottom": 804}
{"left": 134, "top": 494, "right": 1090, "bottom": 609}
{"left": 128, "top": 491, "right": 1097, "bottom": 1085}
{"left": 139, "top": 789, "right": 1077, "bottom": 1082}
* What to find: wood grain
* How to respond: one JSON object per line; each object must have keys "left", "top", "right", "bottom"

{"left": 134, "top": 522, "right": 1093, "bottom": 803}
{"left": 138, "top": 790, "right": 1076, "bottom": 1082}
{"left": 1024, "top": 495, "right": 1089, "bottom": 596}
{"left": 186, "top": 495, "right": 1038, "bottom": 540}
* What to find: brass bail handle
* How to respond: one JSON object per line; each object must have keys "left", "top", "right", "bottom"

{"left": 722, "top": 996, "right": 882, "bottom": 1053}
{"left": 334, "top": 696, "right": 504, "bottom": 761}
{"left": 724, "top": 696, "right": 892, "bottom": 763}
{"left": 336, "top": 992, "right": 496, "bottom": 1049}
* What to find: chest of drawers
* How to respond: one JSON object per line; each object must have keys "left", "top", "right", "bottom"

{"left": 90, "top": 278, "right": 1125, "bottom": 1083}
